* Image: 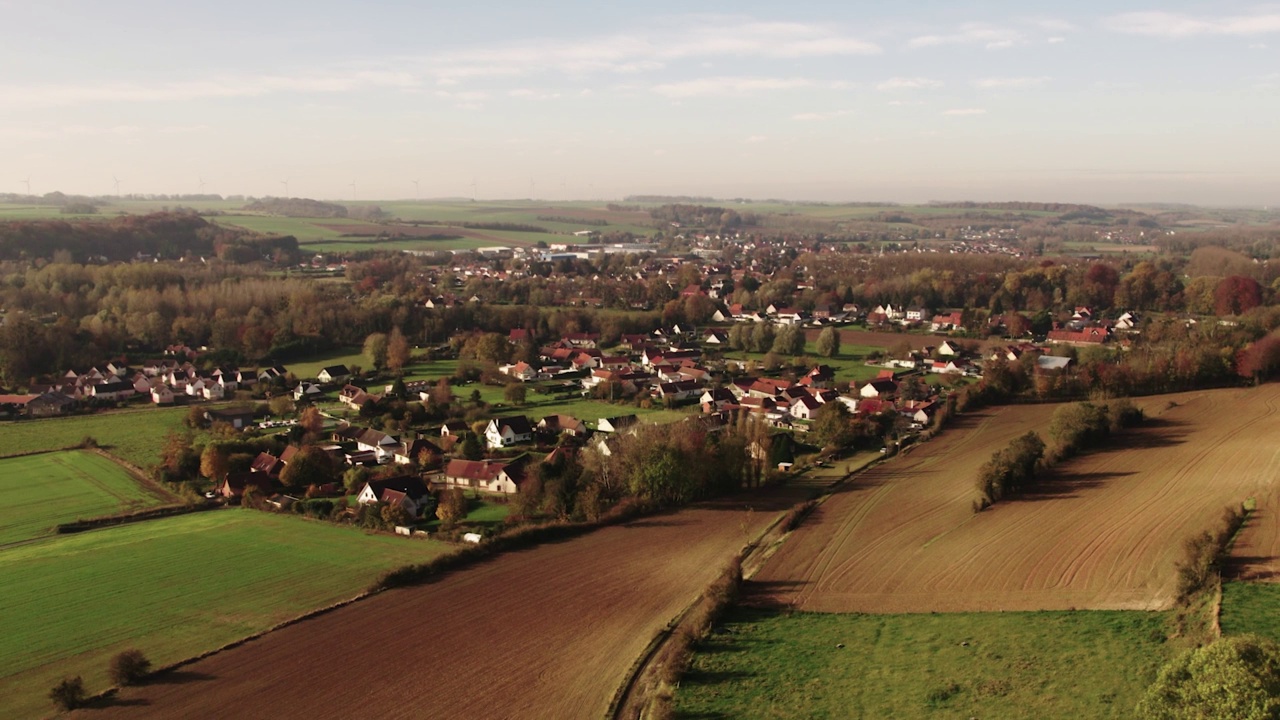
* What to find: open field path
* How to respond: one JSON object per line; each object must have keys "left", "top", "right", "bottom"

{"left": 754, "top": 386, "right": 1280, "bottom": 613}
{"left": 79, "top": 488, "right": 806, "bottom": 720}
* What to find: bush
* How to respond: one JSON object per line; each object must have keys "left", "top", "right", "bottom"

{"left": 49, "top": 676, "right": 86, "bottom": 711}
{"left": 108, "top": 648, "right": 151, "bottom": 686}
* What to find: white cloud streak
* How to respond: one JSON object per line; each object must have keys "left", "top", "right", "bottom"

{"left": 876, "top": 77, "right": 943, "bottom": 91}
{"left": 1105, "top": 11, "right": 1280, "bottom": 38}
{"left": 651, "top": 76, "right": 815, "bottom": 98}
{"left": 908, "top": 22, "right": 1024, "bottom": 49}
{"left": 943, "top": 108, "right": 987, "bottom": 116}
{"left": 974, "top": 76, "right": 1050, "bottom": 89}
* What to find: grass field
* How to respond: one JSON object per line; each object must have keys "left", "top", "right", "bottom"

{"left": 0, "top": 406, "right": 198, "bottom": 468}
{"left": 675, "top": 608, "right": 1169, "bottom": 720}
{"left": 0, "top": 510, "right": 452, "bottom": 718}
{"left": 286, "top": 348, "right": 368, "bottom": 380}
{"left": 1219, "top": 582, "right": 1280, "bottom": 643}
{"left": 720, "top": 343, "right": 888, "bottom": 385}
{"left": 0, "top": 451, "right": 174, "bottom": 546}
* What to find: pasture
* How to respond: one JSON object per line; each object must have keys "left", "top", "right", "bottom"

{"left": 675, "top": 608, "right": 1168, "bottom": 720}
{"left": 1219, "top": 582, "right": 1280, "bottom": 643}
{"left": 753, "top": 385, "right": 1280, "bottom": 613}
{"left": 0, "top": 406, "right": 198, "bottom": 468}
{"left": 0, "top": 451, "right": 174, "bottom": 546}
{"left": 0, "top": 510, "right": 452, "bottom": 718}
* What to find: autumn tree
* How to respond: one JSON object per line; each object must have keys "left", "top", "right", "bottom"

{"left": 200, "top": 444, "right": 229, "bottom": 482}
{"left": 811, "top": 401, "right": 855, "bottom": 449}
{"left": 363, "top": 332, "right": 389, "bottom": 371}
{"left": 298, "top": 405, "right": 324, "bottom": 438}
{"left": 1214, "top": 275, "right": 1264, "bottom": 317}
{"left": 771, "top": 325, "right": 805, "bottom": 357}
{"left": 269, "top": 395, "right": 294, "bottom": 417}
{"left": 1136, "top": 635, "right": 1280, "bottom": 720}
{"left": 504, "top": 383, "right": 527, "bottom": 405}
{"left": 815, "top": 326, "right": 840, "bottom": 358}
{"left": 280, "top": 446, "right": 337, "bottom": 488}
{"left": 436, "top": 487, "right": 467, "bottom": 525}
{"left": 386, "top": 326, "right": 411, "bottom": 373}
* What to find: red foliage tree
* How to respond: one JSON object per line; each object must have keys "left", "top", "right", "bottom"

{"left": 1214, "top": 275, "right": 1263, "bottom": 316}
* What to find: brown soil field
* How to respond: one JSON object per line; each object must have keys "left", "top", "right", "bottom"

{"left": 80, "top": 490, "right": 804, "bottom": 720}
{"left": 318, "top": 222, "right": 533, "bottom": 246}
{"left": 754, "top": 386, "right": 1280, "bottom": 613}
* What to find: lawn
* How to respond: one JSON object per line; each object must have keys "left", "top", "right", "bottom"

{"left": 1219, "top": 582, "right": 1280, "bottom": 643}
{"left": 287, "top": 348, "right": 368, "bottom": 380}
{"left": 719, "top": 344, "right": 887, "bottom": 385}
{"left": 0, "top": 406, "right": 198, "bottom": 468}
{"left": 0, "top": 451, "right": 175, "bottom": 546}
{"left": 0, "top": 510, "right": 453, "bottom": 718}
{"left": 675, "top": 607, "right": 1169, "bottom": 720}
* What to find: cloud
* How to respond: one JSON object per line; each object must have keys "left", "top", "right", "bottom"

{"left": 1105, "top": 11, "right": 1280, "bottom": 38}
{"left": 508, "top": 88, "right": 562, "bottom": 100}
{"left": 908, "top": 22, "right": 1024, "bottom": 49}
{"left": 428, "top": 19, "right": 880, "bottom": 80}
{"left": 973, "top": 76, "right": 1050, "bottom": 88}
{"left": 943, "top": 108, "right": 987, "bottom": 116}
{"left": 651, "top": 76, "right": 814, "bottom": 98}
{"left": 745, "top": 135, "right": 767, "bottom": 143}
{"left": 0, "top": 70, "right": 419, "bottom": 109}
{"left": 876, "top": 77, "right": 943, "bottom": 91}
{"left": 1048, "top": 36, "right": 1067, "bottom": 44}
{"left": 791, "top": 110, "right": 853, "bottom": 121}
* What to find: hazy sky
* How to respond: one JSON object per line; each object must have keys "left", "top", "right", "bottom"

{"left": 2, "top": 1, "right": 1278, "bottom": 204}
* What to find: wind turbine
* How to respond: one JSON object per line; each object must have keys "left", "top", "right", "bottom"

{"left": 411, "top": 179, "right": 419, "bottom": 200}
{"left": 350, "top": 180, "right": 356, "bottom": 202}
{"left": 113, "top": 176, "right": 121, "bottom": 198}
{"left": 280, "top": 179, "right": 289, "bottom": 198}
{"left": 470, "top": 177, "right": 477, "bottom": 202}
{"left": 19, "top": 177, "right": 31, "bottom": 196}
{"left": 198, "top": 177, "right": 207, "bottom": 195}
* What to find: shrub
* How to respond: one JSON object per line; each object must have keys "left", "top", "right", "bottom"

{"left": 49, "top": 676, "right": 86, "bottom": 711}
{"left": 108, "top": 648, "right": 151, "bottom": 686}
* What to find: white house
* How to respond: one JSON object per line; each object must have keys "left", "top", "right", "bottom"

{"left": 790, "top": 395, "right": 822, "bottom": 420}
{"left": 484, "top": 416, "right": 534, "bottom": 449}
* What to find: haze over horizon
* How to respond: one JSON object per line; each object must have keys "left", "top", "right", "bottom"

{"left": 3, "top": 1, "right": 1278, "bottom": 206}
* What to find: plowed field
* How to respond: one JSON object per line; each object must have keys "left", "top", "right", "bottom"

{"left": 754, "top": 386, "right": 1280, "bottom": 613}
{"left": 81, "top": 491, "right": 803, "bottom": 720}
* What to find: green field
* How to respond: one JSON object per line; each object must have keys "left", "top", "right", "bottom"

{"left": 0, "top": 510, "right": 452, "bottom": 718}
{"left": 720, "top": 343, "right": 888, "bottom": 384}
{"left": 286, "top": 348, "right": 368, "bottom": 380}
{"left": 0, "top": 451, "right": 174, "bottom": 546}
{"left": 1220, "top": 582, "right": 1280, "bottom": 643}
{"left": 0, "top": 406, "right": 198, "bottom": 468}
{"left": 675, "top": 608, "right": 1169, "bottom": 720}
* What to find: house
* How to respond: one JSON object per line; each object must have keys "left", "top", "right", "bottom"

{"left": 317, "top": 365, "right": 351, "bottom": 383}
{"left": 354, "top": 427, "right": 401, "bottom": 463}
{"left": 791, "top": 395, "right": 822, "bottom": 420}
{"left": 537, "top": 414, "right": 588, "bottom": 437}
{"left": 293, "top": 382, "right": 324, "bottom": 401}
{"left": 700, "top": 387, "right": 737, "bottom": 413}
{"left": 356, "top": 476, "right": 430, "bottom": 516}
{"left": 655, "top": 380, "right": 701, "bottom": 402}
{"left": 440, "top": 421, "right": 469, "bottom": 439}
{"left": 150, "top": 385, "right": 175, "bottom": 405}
{"left": 937, "top": 340, "right": 963, "bottom": 357}
{"left": 500, "top": 361, "right": 538, "bottom": 382}
{"left": 25, "top": 391, "right": 76, "bottom": 417}
{"left": 598, "top": 415, "right": 639, "bottom": 434}
{"left": 257, "top": 366, "right": 289, "bottom": 382}
{"left": 442, "top": 457, "right": 529, "bottom": 494}
{"left": 250, "top": 452, "right": 283, "bottom": 477}
{"left": 860, "top": 378, "right": 899, "bottom": 399}
{"left": 904, "top": 307, "right": 929, "bottom": 323}
{"left": 339, "top": 384, "right": 382, "bottom": 410}
{"left": 484, "top": 416, "right": 534, "bottom": 449}
{"left": 702, "top": 330, "right": 729, "bottom": 345}
{"left": 88, "top": 381, "right": 136, "bottom": 402}
{"left": 798, "top": 365, "right": 835, "bottom": 388}
{"left": 206, "top": 408, "right": 255, "bottom": 429}
{"left": 1115, "top": 311, "right": 1139, "bottom": 331}
{"left": 395, "top": 437, "right": 442, "bottom": 466}
{"left": 1036, "top": 355, "right": 1074, "bottom": 372}
{"left": 217, "top": 471, "right": 276, "bottom": 500}
{"left": 1046, "top": 327, "right": 1109, "bottom": 345}
{"left": 930, "top": 312, "right": 965, "bottom": 332}
{"left": 509, "top": 328, "right": 531, "bottom": 344}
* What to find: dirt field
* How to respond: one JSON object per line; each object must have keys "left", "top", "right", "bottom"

{"left": 754, "top": 386, "right": 1280, "bottom": 613}
{"left": 80, "top": 490, "right": 804, "bottom": 720}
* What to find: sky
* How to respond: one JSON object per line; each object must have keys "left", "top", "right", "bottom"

{"left": 1, "top": 1, "right": 1278, "bottom": 205}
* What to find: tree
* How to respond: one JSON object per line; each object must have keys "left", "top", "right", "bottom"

{"left": 436, "top": 487, "right": 467, "bottom": 525}
{"left": 460, "top": 433, "right": 483, "bottom": 461}
{"left": 387, "top": 326, "right": 411, "bottom": 373}
{"left": 280, "top": 446, "right": 337, "bottom": 488}
{"left": 1214, "top": 275, "right": 1263, "bottom": 317}
{"left": 771, "top": 325, "right": 805, "bottom": 357}
{"left": 49, "top": 676, "right": 86, "bottom": 711}
{"left": 816, "top": 326, "right": 840, "bottom": 358}
{"left": 1136, "top": 635, "right": 1280, "bottom": 720}
{"left": 298, "top": 405, "right": 324, "bottom": 437}
{"left": 199, "top": 444, "right": 228, "bottom": 482}
{"left": 269, "top": 395, "right": 294, "bottom": 417}
{"left": 108, "top": 649, "right": 151, "bottom": 686}
{"left": 363, "top": 331, "right": 389, "bottom": 370}
{"left": 811, "top": 401, "right": 855, "bottom": 449}
{"left": 504, "top": 383, "right": 527, "bottom": 405}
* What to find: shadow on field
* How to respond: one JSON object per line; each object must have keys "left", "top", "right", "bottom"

{"left": 1117, "top": 417, "right": 1190, "bottom": 449}
{"left": 1225, "top": 555, "right": 1280, "bottom": 581}
{"left": 84, "top": 694, "right": 151, "bottom": 710}
{"left": 741, "top": 579, "right": 809, "bottom": 608}
{"left": 1015, "top": 471, "right": 1138, "bottom": 501}
{"left": 146, "top": 669, "right": 216, "bottom": 686}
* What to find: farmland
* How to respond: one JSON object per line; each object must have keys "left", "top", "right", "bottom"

{"left": 675, "top": 608, "right": 1169, "bottom": 720}
{"left": 753, "top": 385, "right": 1280, "bottom": 613}
{"left": 0, "top": 406, "right": 199, "bottom": 468}
{"left": 0, "top": 451, "right": 175, "bottom": 546}
{"left": 0, "top": 510, "right": 452, "bottom": 719}
{"left": 1220, "top": 582, "right": 1280, "bottom": 644}
{"left": 82, "top": 488, "right": 807, "bottom": 719}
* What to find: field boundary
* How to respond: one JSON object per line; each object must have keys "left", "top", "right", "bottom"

{"left": 56, "top": 503, "right": 216, "bottom": 534}
{"left": 87, "top": 447, "right": 184, "bottom": 505}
